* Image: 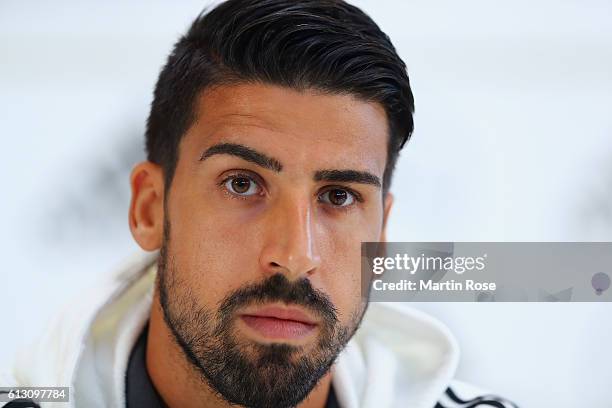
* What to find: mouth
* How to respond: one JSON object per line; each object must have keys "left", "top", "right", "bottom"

{"left": 239, "top": 305, "right": 318, "bottom": 341}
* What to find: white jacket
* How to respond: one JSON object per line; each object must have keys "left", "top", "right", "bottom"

{"left": 2, "top": 251, "right": 517, "bottom": 408}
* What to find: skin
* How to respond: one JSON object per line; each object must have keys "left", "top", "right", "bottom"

{"left": 128, "top": 82, "right": 394, "bottom": 408}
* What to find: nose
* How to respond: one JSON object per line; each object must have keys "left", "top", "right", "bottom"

{"left": 259, "top": 196, "right": 321, "bottom": 281}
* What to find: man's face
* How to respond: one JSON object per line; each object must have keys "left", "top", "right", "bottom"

{"left": 156, "top": 83, "right": 391, "bottom": 407}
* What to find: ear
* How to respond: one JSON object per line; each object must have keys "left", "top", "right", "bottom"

{"left": 128, "top": 161, "right": 165, "bottom": 251}
{"left": 379, "top": 192, "right": 394, "bottom": 242}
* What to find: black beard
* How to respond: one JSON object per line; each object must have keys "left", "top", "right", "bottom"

{"left": 156, "top": 221, "right": 366, "bottom": 408}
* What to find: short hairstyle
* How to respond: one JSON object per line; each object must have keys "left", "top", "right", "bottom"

{"left": 146, "top": 0, "right": 414, "bottom": 194}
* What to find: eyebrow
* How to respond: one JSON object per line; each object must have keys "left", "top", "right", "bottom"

{"left": 199, "top": 142, "right": 381, "bottom": 188}
{"left": 199, "top": 143, "right": 283, "bottom": 172}
{"left": 314, "top": 169, "right": 381, "bottom": 188}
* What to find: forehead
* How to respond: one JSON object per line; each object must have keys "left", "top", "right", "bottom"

{"left": 183, "top": 82, "right": 389, "bottom": 174}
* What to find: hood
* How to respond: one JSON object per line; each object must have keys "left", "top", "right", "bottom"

{"left": 10, "top": 250, "right": 459, "bottom": 408}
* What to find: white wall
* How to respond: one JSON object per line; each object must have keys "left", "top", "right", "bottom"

{"left": 1, "top": 1, "right": 611, "bottom": 406}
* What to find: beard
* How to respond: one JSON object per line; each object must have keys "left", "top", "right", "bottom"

{"left": 156, "top": 219, "right": 368, "bottom": 408}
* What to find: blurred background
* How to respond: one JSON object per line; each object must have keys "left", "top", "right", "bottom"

{"left": 1, "top": 0, "right": 611, "bottom": 406}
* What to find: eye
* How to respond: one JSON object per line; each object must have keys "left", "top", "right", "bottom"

{"left": 223, "top": 175, "right": 261, "bottom": 196}
{"left": 319, "top": 188, "right": 356, "bottom": 207}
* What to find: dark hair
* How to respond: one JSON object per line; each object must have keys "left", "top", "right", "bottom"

{"left": 145, "top": 0, "right": 414, "bottom": 193}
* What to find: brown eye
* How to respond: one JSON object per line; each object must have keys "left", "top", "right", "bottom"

{"left": 224, "top": 176, "right": 260, "bottom": 196}
{"left": 330, "top": 189, "right": 347, "bottom": 205}
{"left": 320, "top": 188, "right": 355, "bottom": 207}
{"left": 232, "top": 178, "right": 250, "bottom": 193}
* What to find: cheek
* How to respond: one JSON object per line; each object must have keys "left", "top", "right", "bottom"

{"left": 316, "top": 210, "right": 382, "bottom": 325}
{"left": 166, "top": 192, "right": 264, "bottom": 310}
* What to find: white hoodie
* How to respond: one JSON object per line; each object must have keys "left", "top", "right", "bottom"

{"left": 2, "top": 251, "right": 517, "bottom": 408}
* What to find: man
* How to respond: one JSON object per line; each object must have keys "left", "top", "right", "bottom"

{"left": 3, "top": 1, "right": 518, "bottom": 407}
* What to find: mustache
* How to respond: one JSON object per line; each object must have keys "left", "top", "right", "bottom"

{"left": 217, "top": 273, "right": 339, "bottom": 325}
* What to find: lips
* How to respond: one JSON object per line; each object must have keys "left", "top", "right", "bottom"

{"left": 240, "top": 306, "right": 318, "bottom": 340}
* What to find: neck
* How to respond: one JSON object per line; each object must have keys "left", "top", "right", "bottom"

{"left": 145, "top": 288, "right": 333, "bottom": 408}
